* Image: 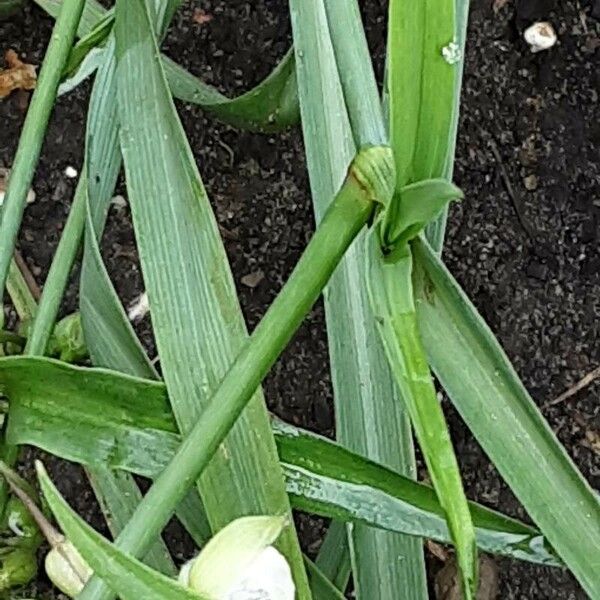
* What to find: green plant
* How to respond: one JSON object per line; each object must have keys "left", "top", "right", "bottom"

{"left": 0, "top": 0, "right": 597, "bottom": 599}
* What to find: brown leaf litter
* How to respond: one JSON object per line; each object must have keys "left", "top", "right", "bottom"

{"left": 0, "top": 49, "right": 36, "bottom": 99}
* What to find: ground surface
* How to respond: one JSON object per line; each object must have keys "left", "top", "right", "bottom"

{"left": 0, "top": 0, "right": 599, "bottom": 597}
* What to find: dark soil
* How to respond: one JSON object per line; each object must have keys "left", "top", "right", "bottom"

{"left": 1, "top": 0, "right": 599, "bottom": 598}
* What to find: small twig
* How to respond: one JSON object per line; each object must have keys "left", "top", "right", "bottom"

{"left": 13, "top": 250, "right": 41, "bottom": 301}
{"left": 486, "top": 135, "right": 537, "bottom": 241}
{"left": 544, "top": 366, "right": 600, "bottom": 408}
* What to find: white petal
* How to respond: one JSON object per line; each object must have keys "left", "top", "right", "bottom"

{"left": 225, "top": 546, "right": 295, "bottom": 600}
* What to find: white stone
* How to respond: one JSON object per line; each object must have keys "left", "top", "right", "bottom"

{"left": 64, "top": 165, "right": 78, "bottom": 179}
{"left": 524, "top": 22, "right": 557, "bottom": 53}
{"left": 128, "top": 291, "right": 150, "bottom": 322}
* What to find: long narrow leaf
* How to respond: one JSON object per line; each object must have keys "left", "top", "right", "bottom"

{"left": 412, "top": 237, "right": 600, "bottom": 596}
{"left": 111, "top": 1, "right": 310, "bottom": 598}
{"left": 314, "top": 523, "right": 351, "bottom": 593}
{"left": 36, "top": 464, "right": 206, "bottom": 600}
{"left": 289, "top": 0, "right": 426, "bottom": 597}
{"left": 385, "top": 0, "right": 478, "bottom": 593}
{"left": 80, "top": 36, "right": 156, "bottom": 378}
{"left": 35, "top": 0, "right": 299, "bottom": 132}
{"left": 1, "top": 356, "right": 560, "bottom": 567}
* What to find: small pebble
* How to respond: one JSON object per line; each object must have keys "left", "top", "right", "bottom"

{"left": 524, "top": 174, "right": 538, "bottom": 190}
{"left": 524, "top": 22, "right": 557, "bottom": 53}
{"left": 64, "top": 165, "right": 78, "bottom": 179}
{"left": 110, "top": 194, "right": 127, "bottom": 209}
{"left": 128, "top": 292, "right": 149, "bottom": 322}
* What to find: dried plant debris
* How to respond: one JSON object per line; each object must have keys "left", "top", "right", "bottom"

{"left": 0, "top": 49, "right": 36, "bottom": 99}
{"left": 241, "top": 270, "right": 265, "bottom": 288}
{"left": 192, "top": 8, "right": 213, "bottom": 25}
{"left": 435, "top": 555, "right": 499, "bottom": 600}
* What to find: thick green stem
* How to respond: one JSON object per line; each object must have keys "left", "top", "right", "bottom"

{"left": 80, "top": 150, "right": 378, "bottom": 599}
{"left": 25, "top": 176, "right": 86, "bottom": 355}
{"left": 0, "top": 0, "right": 85, "bottom": 295}
{"left": 0, "top": 176, "right": 86, "bottom": 588}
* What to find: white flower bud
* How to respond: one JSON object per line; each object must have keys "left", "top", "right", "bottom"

{"left": 180, "top": 515, "right": 295, "bottom": 600}
{"left": 45, "top": 540, "right": 92, "bottom": 598}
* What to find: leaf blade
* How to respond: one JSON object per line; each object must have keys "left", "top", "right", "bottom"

{"left": 113, "top": 0, "right": 309, "bottom": 597}
{"left": 412, "top": 237, "right": 600, "bottom": 596}
{"left": 1, "top": 355, "right": 560, "bottom": 567}
{"left": 289, "top": 0, "right": 426, "bottom": 597}
{"left": 37, "top": 463, "right": 205, "bottom": 600}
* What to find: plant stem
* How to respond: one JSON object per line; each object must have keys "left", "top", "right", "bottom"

{"left": 0, "top": 0, "right": 85, "bottom": 296}
{"left": 80, "top": 149, "right": 378, "bottom": 598}
{"left": 25, "top": 176, "right": 86, "bottom": 355}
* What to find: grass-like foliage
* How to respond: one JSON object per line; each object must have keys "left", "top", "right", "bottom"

{"left": 0, "top": 0, "right": 597, "bottom": 598}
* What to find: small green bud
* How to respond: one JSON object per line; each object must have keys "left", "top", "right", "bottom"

{"left": 0, "top": 547, "right": 38, "bottom": 591}
{"left": 48, "top": 313, "right": 87, "bottom": 363}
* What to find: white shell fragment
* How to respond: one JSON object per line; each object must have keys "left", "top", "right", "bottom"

{"left": 524, "top": 22, "right": 557, "bottom": 53}
{"left": 110, "top": 194, "right": 127, "bottom": 209}
{"left": 64, "top": 165, "right": 78, "bottom": 179}
{"left": 442, "top": 41, "right": 461, "bottom": 65}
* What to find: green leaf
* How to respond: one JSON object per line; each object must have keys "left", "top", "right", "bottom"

{"left": 85, "top": 467, "right": 176, "bottom": 576}
{"left": 163, "top": 51, "right": 299, "bottom": 132}
{"left": 36, "top": 463, "right": 206, "bottom": 600}
{"left": 1, "top": 356, "right": 560, "bottom": 567}
{"left": 412, "top": 237, "right": 600, "bottom": 597}
{"left": 62, "top": 10, "right": 113, "bottom": 79}
{"left": 80, "top": 35, "right": 156, "bottom": 379}
{"left": 387, "top": 0, "right": 456, "bottom": 187}
{"left": 112, "top": 0, "right": 310, "bottom": 598}
{"left": 386, "top": 0, "right": 468, "bottom": 251}
{"left": 35, "top": 0, "right": 299, "bottom": 132}
{"left": 6, "top": 258, "right": 38, "bottom": 323}
{"left": 314, "top": 522, "right": 350, "bottom": 593}
{"left": 367, "top": 235, "right": 477, "bottom": 598}
{"left": 304, "top": 558, "right": 346, "bottom": 600}
{"left": 289, "top": 0, "right": 426, "bottom": 596}
{"left": 382, "top": 179, "right": 463, "bottom": 255}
